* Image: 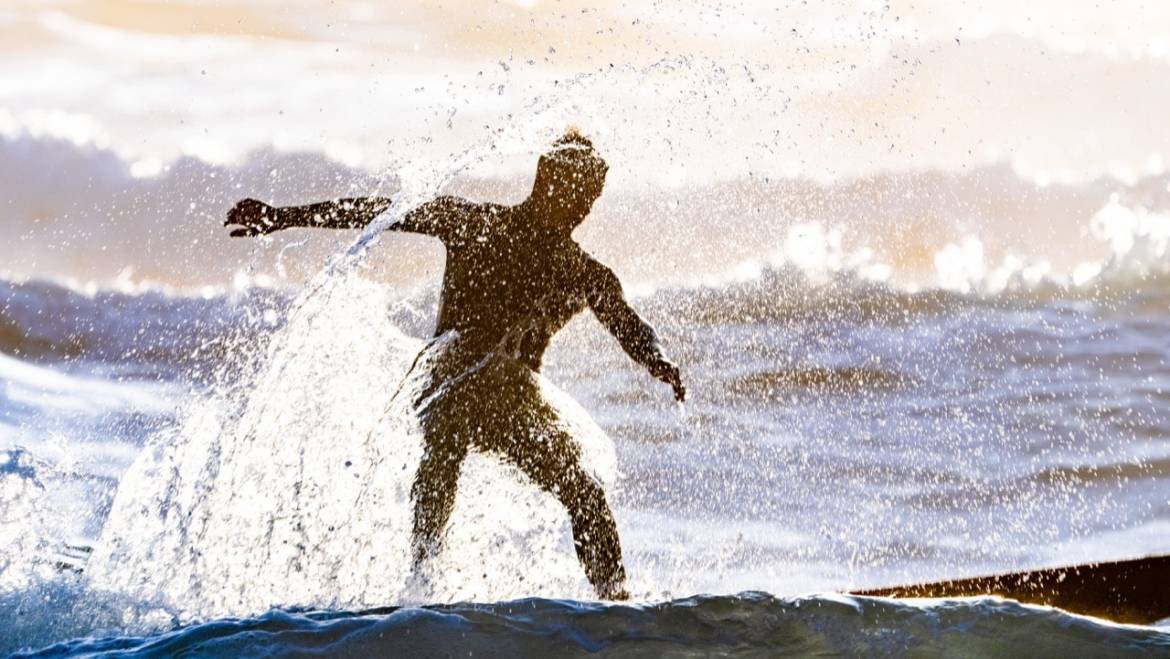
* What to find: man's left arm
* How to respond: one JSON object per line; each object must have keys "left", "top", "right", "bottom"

{"left": 588, "top": 262, "right": 686, "bottom": 402}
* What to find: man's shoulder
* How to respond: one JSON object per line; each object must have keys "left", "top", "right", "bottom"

{"left": 424, "top": 197, "right": 512, "bottom": 246}
{"left": 569, "top": 248, "right": 618, "bottom": 283}
{"left": 431, "top": 196, "right": 512, "bottom": 222}
{"left": 571, "top": 244, "right": 608, "bottom": 268}
{"left": 427, "top": 195, "right": 478, "bottom": 214}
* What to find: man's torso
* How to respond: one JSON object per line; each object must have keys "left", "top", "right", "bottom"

{"left": 433, "top": 202, "right": 595, "bottom": 372}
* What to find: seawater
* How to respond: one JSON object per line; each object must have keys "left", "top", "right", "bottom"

{"left": 3, "top": 250, "right": 1170, "bottom": 654}
{"left": 5, "top": 1, "right": 1170, "bottom": 655}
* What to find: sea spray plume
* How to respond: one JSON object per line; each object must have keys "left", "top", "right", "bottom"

{"left": 85, "top": 93, "right": 642, "bottom": 620}
{"left": 220, "top": 122, "right": 687, "bottom": 600}
{"left": 86, "top": 273, "right": 617, "bottom": 617}
{"left": 0, "top": 449, "right": 51, "bottom": 592}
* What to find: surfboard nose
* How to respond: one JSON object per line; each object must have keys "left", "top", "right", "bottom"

{"left": 851, "top": 554, "right": 1170, "bottom": 625}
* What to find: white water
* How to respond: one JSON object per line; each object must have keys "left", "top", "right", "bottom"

{"left": 86, "top": 105, "right": 627, "bottom": 617}
{"left": 87, "top": 273, "right": 620, "bottom": 618}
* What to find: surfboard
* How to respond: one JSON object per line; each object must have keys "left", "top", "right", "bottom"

{"left": 851, "top": 554, "right": 1170, "bottom": 625}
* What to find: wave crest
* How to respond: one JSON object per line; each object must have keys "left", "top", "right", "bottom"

{"left": 13, "top": 593, "right": 1169, "bottom": 657}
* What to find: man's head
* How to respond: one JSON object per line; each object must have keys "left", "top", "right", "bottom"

{"left": 531, "top": 128, "right": 608, "bottom": 231}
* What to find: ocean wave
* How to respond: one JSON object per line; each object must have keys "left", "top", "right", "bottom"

{"left": 725, "top": 365, "right": 913, "bottom": 399}
{"left": 641, "top": 236, "right": 1170, "bottom": 332}
{"left": 0, "top": 276, "right": 287, "bottom": 379}
{"left": 0, "top": 351, "right": 175, "bottom": 418}
{"left": 5, "top": 230, "right": 1170, "bottom": 390}
{"left": 9, "top": 593, "right": 1169, "bottom": 658}
{"left": 0, "top": 128, "right": 392, "bottom": 291}
{"left": 7, "top": 127, "right": 1170, "bottom": 302}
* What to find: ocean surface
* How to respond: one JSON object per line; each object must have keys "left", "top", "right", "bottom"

{"left": 3, "top": 247, "right": 1170, "bottom": 655}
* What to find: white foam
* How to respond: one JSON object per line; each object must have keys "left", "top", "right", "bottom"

{"left": 87, "top": 271, "right": 618, "bottom": 619}
{"left": 0, "top": 352, "right": 175, "bottom": 418}
{"left": 1082, "top": 195, "right": 1170, "bottom": 284}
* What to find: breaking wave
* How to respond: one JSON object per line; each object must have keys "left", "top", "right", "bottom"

{"left": 6, "top": 124, "right": 1170, "bottom": 304}
{"left": 12, "top": 594, "right": 1170, "bottom": 658}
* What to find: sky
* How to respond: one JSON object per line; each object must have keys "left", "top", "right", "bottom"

{"left": 3, "top": 1, "right": 1170, "bottom": 288}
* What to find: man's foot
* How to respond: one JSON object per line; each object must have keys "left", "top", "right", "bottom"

{"left": 596, "top": 581, "right": 630, "bottom": 601}
{"left": 402, "top": 561, "right": 437, "bottom": 603}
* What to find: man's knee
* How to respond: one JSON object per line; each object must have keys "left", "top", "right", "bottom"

{"left": 415, "top": 435, "right": 467, "bottom": 475}
{"left": 410, "top": 438, "right": 467, "bottom": 528}
{"left": 555, "top": 468, "right": 607, "bottom": 511}
{"left": 412, "top": 460, "right": 454, "bottom": 501}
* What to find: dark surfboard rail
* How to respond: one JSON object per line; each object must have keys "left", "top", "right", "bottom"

{"left": 851, "top": 554, "right": 1170, "bottom": 625}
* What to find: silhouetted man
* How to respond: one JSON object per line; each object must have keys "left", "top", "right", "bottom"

{"left": 225, "top": 129, "right": 685, "bottom": 600}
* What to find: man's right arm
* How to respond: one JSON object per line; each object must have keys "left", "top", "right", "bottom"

{"left": 225, "top": 196, "right": 472, "bottom": 241}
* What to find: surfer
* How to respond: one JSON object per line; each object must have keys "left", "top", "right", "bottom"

{"left": 224, "top": 129, "right": 685, "bottom": 600}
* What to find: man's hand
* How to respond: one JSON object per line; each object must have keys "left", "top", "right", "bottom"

{"left": 225, "top": 198, "right": 282, "bottom": 237}
{"left": 650, "top": 359, "right": 686, "bottom": 402}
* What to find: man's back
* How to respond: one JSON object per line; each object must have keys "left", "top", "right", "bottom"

{"left": 433, "top": 200, "right": 597, "bottom": 372}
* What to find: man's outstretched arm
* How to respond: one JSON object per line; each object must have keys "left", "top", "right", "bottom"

{"left": 588, "top": 263, "right": 686, "bottom": 402}
{"left": 225, "top": 197, "right": 392, "bottom": 236}
{"left": 225, "top": 196, "right": 470, "bottom": 239}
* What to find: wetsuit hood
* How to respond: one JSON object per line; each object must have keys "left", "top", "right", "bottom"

{"left": 531, "top": 129, "right": 608, "bottom": 233}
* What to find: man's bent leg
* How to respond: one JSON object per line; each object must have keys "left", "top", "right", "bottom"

{"left": 410, "top": 433, "right": 468, "bottom": 568}
{"left": 502, "top": 429, "right": 628, "bottom": 600}
{"left": 560, "top": 467, "right": 628, "bottom": 600}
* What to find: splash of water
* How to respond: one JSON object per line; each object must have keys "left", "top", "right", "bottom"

{"left": 82, "top": 89, "right": 638, "bottom": 623}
